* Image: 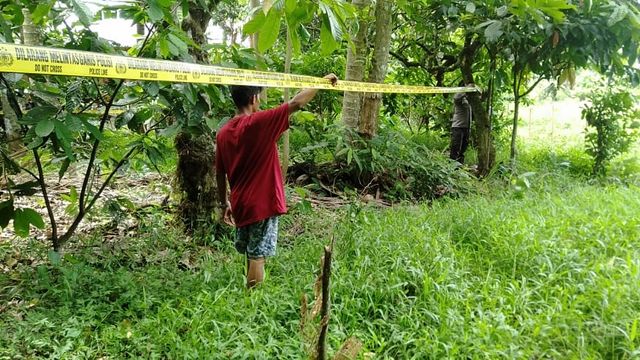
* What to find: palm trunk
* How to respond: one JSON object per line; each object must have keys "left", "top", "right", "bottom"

{"left": 341, "top": 0, "right": 370, "bottom": 131}
{"left": 359, "top": 0, "right": 392, "bottom": 138}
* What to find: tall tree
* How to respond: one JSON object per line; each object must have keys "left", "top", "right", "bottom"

{"left": 174, "top": 0, "right": 222, "bottom": 234}
{"left": 341, "top": 0, "right": 370, "bottom": 131}
{"left": 358, "top": 0, "right": 392, "bottom": 138}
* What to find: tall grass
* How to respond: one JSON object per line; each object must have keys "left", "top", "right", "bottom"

{"left": 2, "top": 174, "right": 639, "bottom": 358}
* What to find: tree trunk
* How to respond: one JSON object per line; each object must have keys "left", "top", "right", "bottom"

{"left": 1, "top": 93, "right": 20, "bottom": 153}
{"left": 250, "top": 0, "right": 260, "bottom": 49}
{"left": 176, "top": 2, "right": 219, "bottom": 234}
{"left": 511, "top": 95, "right": 520, "bottom": 166}
{"left": 461, "top": 35, "right": 495, "bottom": 177}
{"left": 281, "top": 30, "right": 293, "bottom": 180}
{"left": 359, "top": 0, "right": 392, "bottom": 138}
{"left": 1, "top": 9, "right": 39, "bottom": 152}
{"left": 341, "top": 0, "right": 370, "bottom": 131}
{"left": 22, "top": 9, "right": 40, "bottom": 46}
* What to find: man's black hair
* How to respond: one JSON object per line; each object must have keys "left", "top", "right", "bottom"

{"left": 230, "top": 85, "right": 263, "bottom": 109}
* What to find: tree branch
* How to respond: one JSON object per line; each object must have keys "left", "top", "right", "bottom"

{"left": 520, "top": 75, "right": 546, "bottom": 98}
{"left": 389, "top": 51, "right": 422, "bottom": 67}
{"left": 85, "top": 145, "right": 140, "bottom": 213}
{"left": 60, "top": 24, "right": 158, "bottom": 246}
{"left": 33, "top": 149, "right": 58, "bottom": 248}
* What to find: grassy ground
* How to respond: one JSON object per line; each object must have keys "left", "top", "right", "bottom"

{"left": 2, "top": 95, "right": 639, "bottom": 358}
{"left": 2, "top": 167, "right": 639, "bottom": 358}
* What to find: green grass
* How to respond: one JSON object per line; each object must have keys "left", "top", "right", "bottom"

{"left": 2, "top": 173, "right": 640, "bottom": 358}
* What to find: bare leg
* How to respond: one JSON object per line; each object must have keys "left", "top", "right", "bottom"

{"left": 247, "top": 257, "right": 265, "bottom": 289}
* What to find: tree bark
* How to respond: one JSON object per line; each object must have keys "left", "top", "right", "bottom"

{"left": 1, "top": 93, "right": 20, "bottom": 152}
{"left": 359, "top": 0, "right": 392, "bottom": 138}
{"left": 341, "top": 0, "right": 370, "bottom": 131}
{"left": 511, "top": 95, "right": 520, "bottom": 167}
{"left": 250, "top": 0, "right": 260, "bottom": 49}
{"left": 176, "top": 1, "right": 220, "bottom": 234}
{"left": 281, "top": 30, "right": 293, "bottom": 180}
{"left": 0, "top": 10, "right": 38, "bottom": 153}
{"left": 461, "top": 35, "right": 495, "bottom": 177}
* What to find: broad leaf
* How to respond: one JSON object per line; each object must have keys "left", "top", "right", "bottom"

{"left": 466, "top": 2, "right": 476, "bottom": 14}
{"left": 258, "top": 9, "right": 282, "bottom": 53}
{"left": 58, "top": 158, "right": 71, "bottom": 180}
{"left": 319, "top": 17, "right": 339, "bottom": 55}
{"left": 243, "top": 10, "right": 267, "bottom": 35}
{"left": 20, "top": 106, "right": 57, "bottom": 125}
{"left": 147, "top": 0, "right": 164, "bottom": 23}
{"left": 54, "top": 120, "right": 75, "bottom": 160}
{"left": 13, "top": 208, "right": 44, "bottom": 237}
{"left": 0, "top": 200, "right": 14, "bottom": 229}
{"left": 32, "top": 2, "right": 53, "bottom": 25}
{"left": 167, "top": 33, "right": 188, "bottom": 56}
{"left": 71, "top": 0, "right": 94, "bottom": 27}
{"left": 484, "top": 20, "right": 503, "bottom": 43}
{"left": 319, "top": 3, "right": 343, "bottom": 41}
{"left": 35, "top": 119, "right": 55, "bottom": 137}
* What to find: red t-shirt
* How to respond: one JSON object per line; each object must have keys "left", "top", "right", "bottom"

{"left": 215, "top": 103, "right": 290, "bottom": 227}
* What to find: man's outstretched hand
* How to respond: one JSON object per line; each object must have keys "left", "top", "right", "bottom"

{"left": 324, "top": 73, "right": 338, "bottom": 86}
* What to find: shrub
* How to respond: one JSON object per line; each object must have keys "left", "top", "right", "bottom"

{"left": 289, "top": 124, "right": 473, "bottom": 201}
{"left": 581, "top": 83, "right": 640, "bottom": 176}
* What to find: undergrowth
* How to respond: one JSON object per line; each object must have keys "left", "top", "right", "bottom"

{"left": 2, "top": 173, "right": 639, "bottom": 358}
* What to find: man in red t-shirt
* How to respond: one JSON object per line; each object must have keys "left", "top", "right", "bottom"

{"left": 216, "top": 74, "right": 338, "bottom": 288}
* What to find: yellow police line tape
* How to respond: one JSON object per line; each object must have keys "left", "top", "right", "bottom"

{"left": 0, "top": 44, "right": 479, "bottom": 95}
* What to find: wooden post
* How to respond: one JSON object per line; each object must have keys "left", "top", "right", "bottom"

{"left": 317, "top": 245, "right": 332, "bottom": 360}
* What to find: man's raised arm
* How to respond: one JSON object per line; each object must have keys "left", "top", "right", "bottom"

{"left": 288, "top": 73, "right": 338, "bottom": 112}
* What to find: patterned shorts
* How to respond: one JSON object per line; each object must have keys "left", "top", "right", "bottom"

{"left": 235, "top": 216, "right": 279, "bottom": 259}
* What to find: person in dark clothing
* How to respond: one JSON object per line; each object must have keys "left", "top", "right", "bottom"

{"left": 449, "top": 87, "right": 472, "bottom": 164}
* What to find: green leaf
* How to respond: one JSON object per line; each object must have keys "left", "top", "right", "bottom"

{"left": 285, "top": 0, "right": 297, "bottom": 14}
{"left": 81, "top": 119, "right": 104, "bottom": 140}
{"left": 58, "top": 158, "right": 71, "bottom": 180}
{"left": 168, "top": 33, "right": 188, "bottom": 56}
{"left": 48, "top": 250, "right": 61, "bottom": 266}
{"left": 243, "top": 10, "right": 267, "bottom": 35}
{"left": 32, "top": 2, "right": 53, "bottom": 25}
{"left": 54, "top": 121, "right": 75, "bottom": 160}
{"left": 319, "top": 3, "right": 343, "bottom": 41}
{"left": 21, "top": 208, "right": 45, "bottom": 229}
{"left": 147, "top": 0, "right": 164, "bottom": 23}
{"left": 71, "top": 0, "right": 94, "bottom": 27}
{"left": 319, "top": 18, "right": 339, "bottom": 55}
{"left": 13, "top": 208, "right": 44, "bottom": 237}
{"left": 35, "top": 119, "right": 55, "bottom": 137}
{"left": 158, "top": 37, "right": 170, "bottom": 57}
{"left": 258, "top": 9, "right": 282, "bottom": 53}
{"left": 289, "top": 26, "right": 302, "bottom": 55}
{"left": 0, "top": 200, "right": 14, "bottom": 229}
{"left": 20, "top": 106, "right": 57, "bottom": 125}
{"left": 0, "top": 8, "right": 15, "bottom": 42}
{"left": 607, "top": 4, "right": 629, "bottom": 27}
{"left": 465, "top": 2, "right": 476, "bottom": 14}
{"left": 484, "top": 20, "right": 503, "bottom": 43}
